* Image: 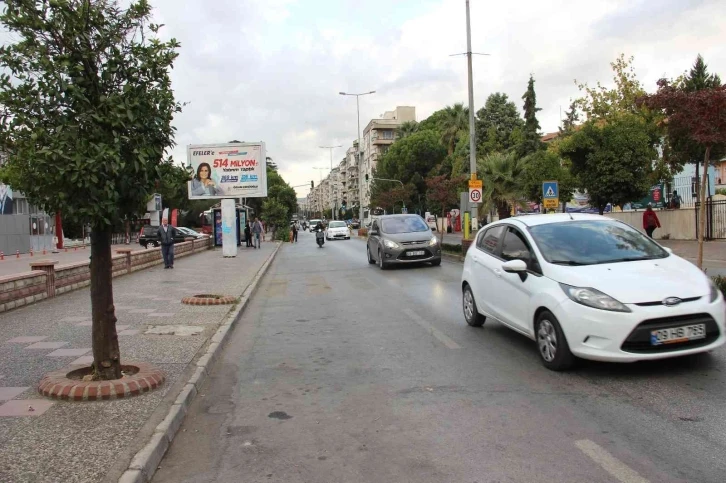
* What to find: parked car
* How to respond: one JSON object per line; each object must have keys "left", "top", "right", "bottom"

{"left": 366, "top": 214, "right": 441, "bottom": 269}
{"left": 350, "top": 219, "right": 360, "bottom": 229}
{"left": 138, "top": 225, "right": 188, "bottom": 249}
{"left": 326, "top": 220, "right": 350, "bottom": 240}
{"left": 461, "top": 214, "right": 726, "bottom": 371}
{"left": 177, "top": 227, "right": 206, "bottom": 239}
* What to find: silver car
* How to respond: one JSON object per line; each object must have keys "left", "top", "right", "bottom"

{"left": 366, "top": 214, "right": 442, "bottom": 269}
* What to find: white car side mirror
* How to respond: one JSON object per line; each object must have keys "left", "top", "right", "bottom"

{"left": 502, "top": 259, "right": 528, "bottom": 273}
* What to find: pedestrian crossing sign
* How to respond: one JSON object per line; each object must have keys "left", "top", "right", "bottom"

{"left": 542, "top": 181, "right": 559, "bottom": 210}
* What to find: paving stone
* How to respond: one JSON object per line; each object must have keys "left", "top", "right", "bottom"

{"left": 74, "top": 321, "right": 92, "bottom": 327}
{"left": 0, "top": 387, "right": 30, "bottom": 401}
{"left": 145, "top": 325, "right": 204, "bottom": 336}
{"left": 147, "top": 312, "right": 176, "bottom": 317}
{"left": 59, "top": 316, "right": 90, "bottom": 322}
{"left": 69, "top": 355, "right": 94, "bottom": 366}
{"left": 116, "top": 325, "right": 130, "bottom": 330}
{"left": 0, "top": 399, "right": 54, "bottom": 417}
{"left": 45, "top": 348, "right": 91, "bottom": 358}
{"left": 128, "top": 309, "right": 155, "bottom": 314}
{"left": 118, "top": 329, "right": 140, "bottom": 336}
{"left": 24, "top": 341, "right": 68, "bottom": 350}
{"left": 6, "top": 336, "right": 49, "bottom": 344}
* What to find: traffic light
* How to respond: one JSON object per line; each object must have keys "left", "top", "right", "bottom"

{"left": 311, "top": 180, "right": 314, "bottom": 189}
{"left": 365, "top": 174, "right": 369, "bottom": 182}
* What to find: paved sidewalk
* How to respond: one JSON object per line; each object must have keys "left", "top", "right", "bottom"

{"left": 0, "top": 242, "right": 277, "bottom": 483}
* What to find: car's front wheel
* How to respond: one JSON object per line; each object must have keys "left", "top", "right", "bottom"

{"left": 462, "top": 284, "right": 485, "bottom": 327}
{"left": 367, "top": 245, "right": 375, "bottom": 264}
{"left": 378, "top": 249, "right": 387, "bottom": 270}
{"left": 535, "top": 311, "right": 575, "bottom": 371}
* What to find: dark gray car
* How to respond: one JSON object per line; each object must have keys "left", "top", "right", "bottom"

{"left": 366, "top": 214, "right": 442, "bottom": 269}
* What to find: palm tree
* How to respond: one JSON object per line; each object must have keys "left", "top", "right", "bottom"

{"left": 478, "top": 152, "right": 526, "bottom": 220}
{"left": 440, "top": 103, "right": 469, "bottom": 156}
{"left": 397, "top": 121, "right": 419, "bottom": 139}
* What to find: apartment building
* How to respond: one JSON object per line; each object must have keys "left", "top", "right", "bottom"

{"left": 360, "top": 106, "right": 416, "bottom": 209}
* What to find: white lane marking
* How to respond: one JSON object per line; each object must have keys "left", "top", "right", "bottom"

{"left": 404, "top": 308, "right": 461, "bottom": 349}
{"left": 575, "top": 439, "right": 650, "bottom": 483}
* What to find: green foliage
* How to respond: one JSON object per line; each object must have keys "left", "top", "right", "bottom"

{"left": 441, "top": 243, "right": 462, "bottom": 254}
{"left": 519, "top": 75, "right": 544, "bottom": 156}
{"left": 559, "top": 100, "right": 580, "bottom": 135}
{"left": 712, "top": 276, "right": 726, "bottom": 298}
{"left": 245, "top": 166, "right": 297, "bottom": 221}
{"left": 478, "top": 152, "right": 527, "bottom": 219}
{"left": 558, "top": 114, "right": 658, "bottom": 214}
{"left": 426, "top": 174, "right": 466, "bottom": 232}
{"left": 521, "top": 151, "right": 575, "bottom": 205}
{"left": 262, "top": 198, "right": 288, "bottom": 232}
{"left": 275, "top": 229, "right": 290, "bottom": 242}
{"left": 716, "top": 188, "right": 726, "bottom": 196}
{"left": 476, "top": 93, "right": 525, "bottom": 156}
{"left": 439, "top": 103, "right": 469, "bottom": 156}
{"left": 398, "top": 121, "right": 419, "bottom": 139}
{"left": 155, "top": 159, "right": 191, "bottom": 211}
{"left": 0, "top": 0, "right": 181, "bottom": 229}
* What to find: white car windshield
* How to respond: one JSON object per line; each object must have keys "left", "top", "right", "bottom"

{"left": 328, "top": 221, "right": 347, "bottom": 228}
{"left": 529, "top": 220, "right": 669, "bottom": 266}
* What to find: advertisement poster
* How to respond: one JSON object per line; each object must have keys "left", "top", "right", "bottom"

{"left": 187, "top": 142, "right": 267, "bottom": 200}
{"left": 214, "top": 209, "right": 223, "bottom": 246}
{"left": 631, "top": 184, "right": 665, "bottom": 210}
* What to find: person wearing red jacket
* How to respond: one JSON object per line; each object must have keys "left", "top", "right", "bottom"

{"left": 642, "top": 204, "right": 661, "bottom": 238}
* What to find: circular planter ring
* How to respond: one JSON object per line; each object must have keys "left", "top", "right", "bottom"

{"left": 38, "top": 362, "right": 165, "bottom": 401}
{"left": 181, "top": 294, "right": 237, "bottom": 306}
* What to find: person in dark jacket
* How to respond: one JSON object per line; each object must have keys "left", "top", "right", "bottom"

{"left": 642, "top": 204, "right": 661, "bottom": 239}
{"left": 157, "top": 218, "right": 178, "bottom": 268}
{"left": 291, "top": 221, "right": 299, "bottom": 243}
{"left": 244, "top": 222, "right": 252, "bottom": 247}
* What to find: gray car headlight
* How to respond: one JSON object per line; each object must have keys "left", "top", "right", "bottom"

{"left": 560, "top": 284, "right": 631, "bottom": 312}
{"left": 428, "top": 236, "right": 439, "bottom": 246}
{"left": 384, "top": 240, "right": 400, "bottom": 249}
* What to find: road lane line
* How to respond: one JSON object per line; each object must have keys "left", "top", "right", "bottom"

{"left": 404, "top": 308, "right": 461, "bottom": 349}
{"left": 575, "top": 439, "right": 650, "bottom": 483}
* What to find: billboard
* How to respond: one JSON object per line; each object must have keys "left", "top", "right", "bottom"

{"left": 187, "top": 142, "right": 267, "bottom": 199}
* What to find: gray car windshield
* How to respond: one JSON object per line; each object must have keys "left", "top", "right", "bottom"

{"left": 529, "top": 220, "right": 668, "bottom": 266}
{"left": 381, "top": 216, "right": 429, "bottom": 234}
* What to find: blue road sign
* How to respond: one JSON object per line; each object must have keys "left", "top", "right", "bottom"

{"left": 542, "top": 181, "right": 559, "bottom": 199}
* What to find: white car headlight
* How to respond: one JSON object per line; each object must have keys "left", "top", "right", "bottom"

{"left": 560, "top": 284, "right": 631, "bottom": 313}
{"left": 384, "top": 240, "right": 400, "bottom": 249}
{"left": 428, "top": 236, "right": 439, "bottom": 246}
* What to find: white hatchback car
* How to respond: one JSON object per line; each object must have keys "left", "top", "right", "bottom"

{"left": 461, "top": 214, "right": 725, "bottom": 371}
{"left": 326, "top": 220, "right": 350, "bottom": 240}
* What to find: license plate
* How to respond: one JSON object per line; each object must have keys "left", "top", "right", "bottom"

{"left": 407, "top": 250, "right": 425, "bottom": 256}
{"left": 650, "top": 324, "right": 706, "bottom": 345}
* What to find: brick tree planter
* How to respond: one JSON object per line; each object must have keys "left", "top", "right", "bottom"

{"left": 38, "top": 362, "right": 165, "bottom": 401}
{"left": 181, "top": 294, "right": 237, "bottom": 306}
{"left": 461, "top": 238, "right": 474, "bottom": 257}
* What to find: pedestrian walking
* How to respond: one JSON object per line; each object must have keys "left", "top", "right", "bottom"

{"left": 672, "top": 190, "right": 682, "bottom": 209}
{"left": 157, "top": 217, "right": 178, "bottom": 269}
{"left": 251, "top": 217, "right": 263, "bottom": 249}
{"left": 244, "top": 222, "right": 252, "bottom": 247}
{"left": 292, "top": 221, "right": 299, "bottom": 243}
{"left": 643, "top": 204, "right": 661, "bottom": 239}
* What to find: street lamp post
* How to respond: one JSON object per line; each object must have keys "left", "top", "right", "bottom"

{"left": 339, "top": 90, "right": 375, "bottom": 224}
{"left": 320, "top": 145, "right": 342, "bottom": 220}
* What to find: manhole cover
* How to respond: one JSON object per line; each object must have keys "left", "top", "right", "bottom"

{"left": 145, "top": 325, "right": 204, "bottom": 336}
{"left": 181, "top": 294, "right": 237, "bottom": 305}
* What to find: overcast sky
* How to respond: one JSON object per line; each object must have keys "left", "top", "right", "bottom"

{"left": 151, "top": 0, "right": 725, "bottom": 197}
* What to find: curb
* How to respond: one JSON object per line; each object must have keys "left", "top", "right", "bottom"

{"left": 118, "top": 242, "right": 283, "bottom": 483}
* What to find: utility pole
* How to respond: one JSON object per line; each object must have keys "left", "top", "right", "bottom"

{"left": 451, "top": 1, "right": 488, "bottom": 236}
{"left": 320, "top": 145, "right": 342, "bottom": 220}
{"left": 340, "top": 90, "right": 376, "bottom": 224}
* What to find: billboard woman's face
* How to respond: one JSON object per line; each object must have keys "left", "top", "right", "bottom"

{"left": 199, "top": 165, "right": 210, "bottom": 180}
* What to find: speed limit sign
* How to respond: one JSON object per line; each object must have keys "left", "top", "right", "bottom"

{"left": 468, "top": 179, "right": 483, "bottom": 203}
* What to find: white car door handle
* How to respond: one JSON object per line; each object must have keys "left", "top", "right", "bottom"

{"left": 493, "top": 268, "right": 503, "bottom": 277}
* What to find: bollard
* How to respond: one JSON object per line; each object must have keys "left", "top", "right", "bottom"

{"left": 30, "top": 249, "right": 33, "bottom": 257}
{"left": 43, "top": 248, "right": 46, "bottom": 255}
{"left": 0, "top": 251, "right": 4, "bottom": 260}
{"left": 16, "top": 250, "right": 20, "bottom": 259}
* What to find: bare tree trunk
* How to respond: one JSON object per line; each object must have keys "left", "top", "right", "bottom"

{"left": 697, "top": 146, "right": 712, "bottom": 269}
{"left": 91, "top": 225, "right": 121, "bottom": 380}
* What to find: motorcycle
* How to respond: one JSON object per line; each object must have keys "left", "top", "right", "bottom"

{"left": 315, "top": 229, "right": 325, "bottom": 247}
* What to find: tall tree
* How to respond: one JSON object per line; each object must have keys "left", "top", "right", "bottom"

{"left": 397, "top": 121, "right": 419, "bottom": 139}
{"left": 439, "top": 103, "right": 469, "bottom": 156}
{"left": 682, "top": 54, "right": 722, "bottom": 92}
{"left": 559, "top": 100, "right": 580, "bottom": 135}
{"left": 426, "top": 174, "right": 466, "bottom": 242}
{"left": 640, "top": 80, "right": 726, "bottom": 268}
{"left": 519, "top": 75, "right": 544, "bottom": 156}
{"left": 0, "top": 0, "right": 181, "bottom": 380}
{"left": 475, "top": 92, "right": 525, "bottom": 156}
{"left": 558, "top": 114, "right": 658, "bottom": 215}
{"left": 478, "top": 152, "right": 526, "bottom": 220}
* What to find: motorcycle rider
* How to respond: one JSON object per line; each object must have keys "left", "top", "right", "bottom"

{"left": 314, "top": 221, "right": 325, "bottom": 246}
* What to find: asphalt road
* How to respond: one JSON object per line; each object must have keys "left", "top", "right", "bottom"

{"left": 154, "top": 231, "right": 726, "bottom": 483}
